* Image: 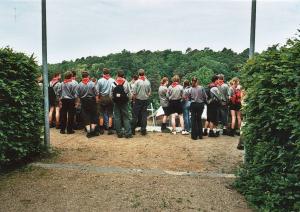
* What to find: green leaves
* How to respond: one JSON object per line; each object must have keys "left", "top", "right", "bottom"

{"left": 0, "top": 47, "right": 43, "bottom": 169}
{"left": 235, "top": 35, "right": 300, "bottom": 211}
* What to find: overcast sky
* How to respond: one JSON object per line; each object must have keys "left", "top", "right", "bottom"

{"left": 1, "top": 0, "right": 300, "bottom": 64}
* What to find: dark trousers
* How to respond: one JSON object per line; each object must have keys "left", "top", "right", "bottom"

{"left": 81, "top": 98, "right": 97, "bottom": 126}
{"left": 190, "top": 102, "right": 204, "bottom": 139}
{"left": 114, "top": 102, "right": 131, "bottom": 136}
{"left": 132, "top": 99, "right": 148, "bottom": 133}
{"left": 61, "top": 99, "right": 75, "bottom": 132}
{"left": 219, "top": 104, "right": 229, "bottom": 127}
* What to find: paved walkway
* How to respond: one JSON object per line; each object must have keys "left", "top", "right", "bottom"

{"left": 32, "top": 162, "right": 236, "bottom": 178}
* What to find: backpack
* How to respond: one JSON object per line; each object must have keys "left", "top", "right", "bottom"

{"left": 231, "top": 89, "right": 241, "bottom": 104}
{"left": 205, "top": 84, "right": 221, "bottom": 105}
{"left": 48, "top": 81, "right": 58, "bottom": 102}
{"left": 112, "top": 82, "right": 129, "bottom": 105}
{"left": 217, "top": 85, "right": 228, "bottom": 106}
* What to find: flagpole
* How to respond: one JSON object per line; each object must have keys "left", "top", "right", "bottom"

{"left": 249, "top": 0, "right": 257, "bottom": 58}
{"left": 42, "top": 0, "right": 50, "bottom": 148}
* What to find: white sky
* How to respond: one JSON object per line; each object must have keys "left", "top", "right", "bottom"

{"left": 1, "top": 0, "right": 300, "bottom": 64}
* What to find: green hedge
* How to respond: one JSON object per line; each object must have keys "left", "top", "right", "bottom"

{"left": 0, "top": 47, "right": 43, "bottom": 169}
{"left": 235, "top": 37, "right": 300, "bottom": 211}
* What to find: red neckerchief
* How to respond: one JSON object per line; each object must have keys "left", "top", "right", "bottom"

{"left": 115, "top": 77, "right": 125, "bottom": 85}
{"left": 139, "top": 76, "right": 145, "bottom": 81}
{"left": 103, "top": 74, "right": 111, "bottom": 80}
{"left": 64, "top": 78, "right": 73, "bottom": 84}
{"left": 171, "top": 82, "right": 179, "bottom": 88}
{"left": 82, "top": 77, "right": 90, "bottom": 85}
{"left": 208, "top": 82, "right": 217, "bottom": 88}
{"left": 50, "top": 77, "right": 59, "bottom": 85}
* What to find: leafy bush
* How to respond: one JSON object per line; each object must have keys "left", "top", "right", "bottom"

{"left": 235, "top": 36, "right": 300, "bottom": 211}
{"left": 184, "top": 66, "right": 214, "bottom": 86}
{"left": 0, "top": 47, "right": 43, "bottom": 169}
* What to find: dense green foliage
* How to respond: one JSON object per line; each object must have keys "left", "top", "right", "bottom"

{"left": 0, "top": 48, "right": 43, "bottom": 169}
{"left": 235, "top": 37, "right": 300, "bottom": 211}
{"left": 48, "top": 48, "right": 248, "bottom": 107}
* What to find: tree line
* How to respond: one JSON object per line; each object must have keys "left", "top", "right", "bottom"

{"left": 47, "top": 47, "right": 249, "bottom": 108}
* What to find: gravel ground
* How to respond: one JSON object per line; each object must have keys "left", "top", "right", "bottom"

{"left": 0, "top": 129, "right": 251, "bottom": 212}
{"left": 49, "top": 129, "right": 244, "bottom": 173}
{"left": 0, "top": 168, "right": 251, "bottom": 212}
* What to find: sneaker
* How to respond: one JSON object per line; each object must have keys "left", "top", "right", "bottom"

{"left": 60, "top": 130, "right": 65, "bottom": 134}
{"left": 222, "top": 129, "right": 228, "bottom": 136}
{"left": 203, "top": 129, "right": 208, "bottom": 136}
{"left": 141, "top": 131, "right": 147, "bottom": 136}
{"left": 171, "top": 130, "right": 177, "bottom": 135}
{"left": 181, "top": 130, "right": 189, "bottom": 135}
{"left": 215, "top": 131, "right": 220, "bottom": 137}
{"left": 117, "top": 134, "right": 123, "bottom": 138}
{"left": 235, "top": 131, "right": 241, "bottom": 136}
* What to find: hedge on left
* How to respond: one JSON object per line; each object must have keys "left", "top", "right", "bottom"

{"left": 0, "top": 47, "right": 43, "bottom": 169}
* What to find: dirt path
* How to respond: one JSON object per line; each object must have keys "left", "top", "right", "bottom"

{"left": 48, "top": 129, "right": 244, "bottom": 173}
{"left": 0, "top": 129, "right": 251, "bottom": 212}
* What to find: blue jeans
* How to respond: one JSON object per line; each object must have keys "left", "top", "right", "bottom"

{"left": 182, "top": 101, "right": 191, "bottom": 132}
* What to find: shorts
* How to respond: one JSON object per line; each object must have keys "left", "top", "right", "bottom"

{"left": 169, "top": 99, "right": 183, "bottom": 115}
{"left": 162, "top": 106, "right": 171, "bottom": 116}
{"left": 229, "top": 103, "right": 241, "bottom": 111}
{"left": 97, "top": 95, "right": 113, "bottom": 117}
{"left": 49, "top": 98, "right": 59, "bottom": 107}
{"left": 207, "top": 103, "right": 219, "bottom": 125}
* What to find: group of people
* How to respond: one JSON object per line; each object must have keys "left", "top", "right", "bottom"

{"left": 48, "top": 68, "right": 242, "bottom": 140}
{"left": 159, "top": 74, "right": 243, "bottom": 140}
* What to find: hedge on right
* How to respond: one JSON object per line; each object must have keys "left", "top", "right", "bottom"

{"left": 235, "top": 35, "right": 300, "bottom": 211}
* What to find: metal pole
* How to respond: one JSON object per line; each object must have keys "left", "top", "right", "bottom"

{"left": 249, "top": 0, "right": 257, "bottom": 59}
{"left": 42, "top": 0, "right": 50, "bottom": 148}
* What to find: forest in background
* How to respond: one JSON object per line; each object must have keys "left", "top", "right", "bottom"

{"left": 47, "top": 47, "right": 249, "bottom": 108}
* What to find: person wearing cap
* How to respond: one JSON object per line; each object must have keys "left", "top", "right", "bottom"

{"left": 76, "top": 71, "right": 99, "bottom": 138}
{"left": 96, "top": 68, "right": 115, "bottom": 135}
{"left": 131, "top": 69, "right": 151, "bottom": 136}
